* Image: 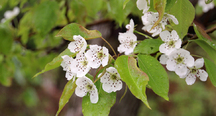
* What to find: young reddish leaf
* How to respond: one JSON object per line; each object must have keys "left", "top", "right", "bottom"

{"left": 56, "top": 80, "right": 77, "bottom": 115}
{"left": 56, "top": 23, "right": 102, "bottom": 41}
{"left": 115, "top": 55, "right": 151, "bottom": 109}
{"left": 151, "top": 0, "right": 166, "bottom": 30}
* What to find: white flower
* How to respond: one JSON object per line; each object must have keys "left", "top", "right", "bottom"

{"left": 118, "top": 20, "right": 137, "bottom": 55}
{"left": 4, "top": 7, "right": 20, "bottom": 20}
{"left": 179, "top": 58, "right": 208, "bottom": 85}
{"left": 61, "top": 55, "right": 76, "bottom": 81}
{"left": 198, "top": 0, "right": 214, "bottom": 13}
{"left": 85, "top": 45, "right": 109, "bottom": 68}
{"left": 141, "top": 12, "right": 178, "bottom": 37}
{"left": 99, "top": 67, "right": 122, "bottom": 93}
{"left": 75, "top": 76, "right": 98, "bottom": 103}
{"left": 136, "top": 0, "right": 150, "bottom": 14}
{"left": 71, "top": 52, "right": 91, "bottom": 77}
{"left": 125, "top": 19, "right": 135, "bottom": 33}
{"left": 159, "top": 30, "right": 182, "bottom": 55}
{"left": 68, "top": 35, "right": 87, "bottom": 53}
{"left": 159, "top": 54, "right": 169, "bottom": 65}
{"left": 166, "top": 49, "right": 194, "bottom": 76}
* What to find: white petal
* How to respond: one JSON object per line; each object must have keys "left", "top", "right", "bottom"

{"left": 160, "top": 30, "right": 170, "bottom": 42}
{"left": 159, "top": 43, "right": 168, "bottom": 54}
{"left": 65, "top": 70, "right": 76, "bottom": 81}
{"left": 101, "top": 47, "right": 109, "bottom": 67}
{"left": 184, "top": 54, "right": 195, "bottom": 67}
{"left": 68, "top": 41, "right": 77, "bottom": 53}
{"left": 197, "top": 69, "right": 208, "bottom": 81}
{"left": 185, "top": 73, "right": 196, "bottom": 85}
{"left": 106, "top": 67, "right": 118, "bottom": 74}
{"left": 166, "top": 58, "right": 176, "bottom": 71}
{"left": 113, "top": 80, "right": 122, "bottom": 91}
{"left": 175, "top": 64, "right": 188, "bottom": 76}
{"left": 102, "top": 83, "right": 113, "bottom": 93}
{"left": 136, "top": 0, "right": 148, "bottom": 10}
{"left": 171, "top": 30, "right": 179, "bottom": 41}
{"left": 174, "top": 39, "right": 182, "bottom": 49}
{"left": 159, "top": 54, "right": 169, "bottom": 65}
{"left": 75, "top": 87, "right": 87, "bottom": 97}
{"left": 100, "top": 72, "right": 110, "bottom": 83}
{"left": 167, "top": 14, "right": 179, "bottom": 24}
{"left": 117, "top": 44, "right": 125, "bottom": 54}
{"left": 126, "top": 19, "right": 135, "bottom": 33}
{"left": 194, "top": 58, "right": 204, "bottom": 68}
{"left": 90, "top": 86, "right": 98, "bottom": 103}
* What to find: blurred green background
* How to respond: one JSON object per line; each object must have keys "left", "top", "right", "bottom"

{"left": 0, "top": 0, "right": 216, "bottom": 116}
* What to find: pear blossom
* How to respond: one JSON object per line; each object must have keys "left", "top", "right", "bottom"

{"left": 141, "top": 12, "right": 178, "bottom": 37}
{"left": 117, "top": 19, "right": 137, "bottom": 55}
{"left": 198, "top": 0, "right": 214, "bottom": 13}
{"left": 71, "top": 52, "right": 91, "bottom": 77}
{"left": 60, "top": 55, "right": 76, "bottom": 81}
{"left": 166, "top": 49, "right": 194, "bottom": 76}
{"left": 159, "top": 54, "right": 169, "bottom": 65}
{"left": 85, "top": 45, "right": 109, "bottom": 68}
{"left": 136, "top": 0, "right": 150, "bottom": 14}
{"left": 68, "top": 35, "right": 87, "bottom": 53}
{"left": 75, "top": 76, "right": 98, "bottom": 103}
{"left": 99, "top": 67, "right": 122, "bottom": 93}
{"left": 179, "top": 58, "right": 208, "bottom": 85}
{"left": 159, "top": 30, "right": 182, "bottom": 55}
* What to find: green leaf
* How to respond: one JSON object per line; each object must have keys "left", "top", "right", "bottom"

{"left": 56, "top": 79, "right": 77, "bottom": 116}
{"left": 165, "top": 0, "right": 177, "bottom": 12}
{"left": 204, "top": 58, "right": 216, "bottom": 87}
{"left": 82, "top": 81, "right": 116, "bottom": 116}
{"left": 151, "top": 0, "right": 166, "bottom": 30}
{"left": 137, "top": 54, "right": 169, "bottom": 100}
{"left": 134, "top": 39, "right": 163, "bottom": 54}
{"left": 56, "top": 23, "right": 102, "bottom": 41}
{"left": 0, "top": 24, "right": 13, "bottom": 55}
{"left": 32, "top": 1, "right": 59, "bottom": 36}
{"left": 108, "top": 0, "right": 135, "bottom": 26}
{"left": 115, "top": 55, "right": 151, "bottom": 109}
{"left": 168, "top": 0, "right": 195, "bottom": 39}
{"left": 33, "top": 48, "right": 75, "bottom": 78}
{"left": 191, "top": 39, "right": 216, "bottom": 64}
{"left": 123, "top": 0, "right": 130, "bottom": 9}
{"left": 193, "top": 23, "right": 212, "bottom": 41}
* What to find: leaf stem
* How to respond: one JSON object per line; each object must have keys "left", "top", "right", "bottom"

{"left": 191, "top": 54, "right": 203, "bottom": 58}
{"left": 100, "top": 36, "right": 117, "bottom": 57}
{"left": 134, "top": 30, "right": 153, "bottom": 39}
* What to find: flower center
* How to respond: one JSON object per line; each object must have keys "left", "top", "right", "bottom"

{"left": 110, "top": 74, "right": 117, "bottom": 80}
{"left": 191, "top": 68, "right": 197, "bottom": 74}
{"left": 168, "top": 40, "right": 175, "bottom": 47}
{"left": 97, "top": 50, "right": 105, "bottom": 59}
{"left": 129, "top": 41, "right": 134, "bottom": 47}
{"left": 82, "top": 60, "right": 88, "bottom": 66}
{"left": 175, "top": 55, "right": 184, "bottom": 64}
{"left": 86, "top": 84, "right": 93, "bottom": 90}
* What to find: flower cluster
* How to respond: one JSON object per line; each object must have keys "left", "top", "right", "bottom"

{"left": 118, "top": 0, "right": 208, "bottom": 85}
{"left": 60, "top": 35, "right": 122, "bottom": 103}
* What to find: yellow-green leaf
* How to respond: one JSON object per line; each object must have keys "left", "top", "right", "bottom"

{"left": 115, "top": 55, "right": 151, "bottom": 109}
{"left": 56, "top": 23, "right": 102, "bottom": 41}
